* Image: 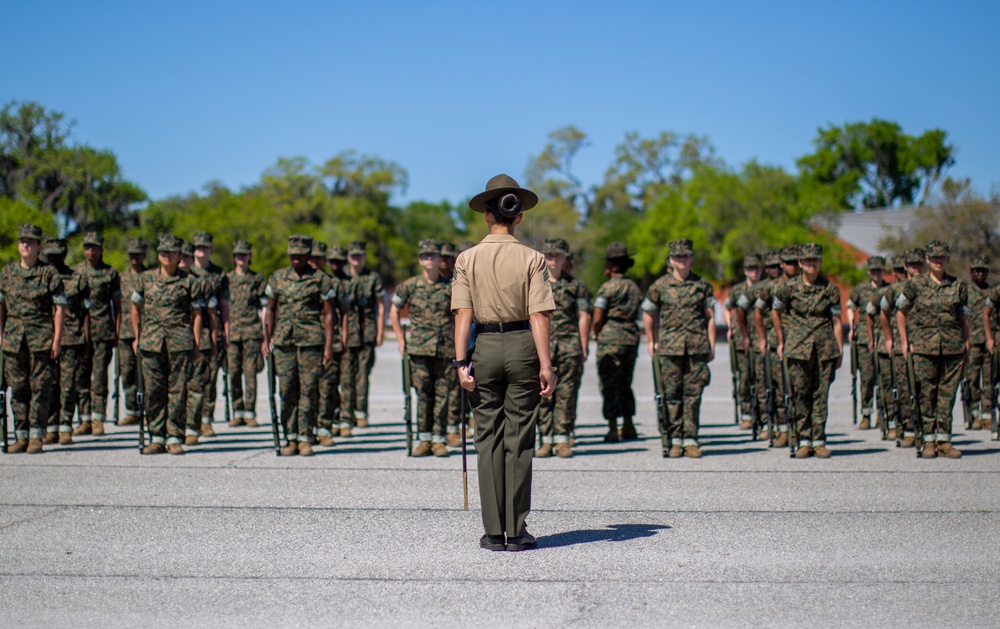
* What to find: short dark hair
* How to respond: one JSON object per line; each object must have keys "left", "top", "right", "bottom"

{"left": 605, "top": 259, "right": 629, "bottom": 275}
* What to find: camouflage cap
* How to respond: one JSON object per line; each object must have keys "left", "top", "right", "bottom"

{"left": 157, "top": 234, "right": 183, "bottom": 253}
{"left": 311, "top": 241, "right": 328, "bottom": 257}
{"left": 970, "top": 254, "right": 990, "bottom": 270}
{"left": 764, "top": 250, "right": 781, "bottom": 266}
{"left": 440, "top": 242, "right": 457, "bottom": 258}
{"left": 743, "top": 253, "right": 762, "bottom": 268}
{"left": 668, "top": 238, "right": 695, "bottom": 257}
{"left": 867, "top": 256, "right": 886, "bottom": 270}
{"left": 905, "top": 248, "right": 926, "bottom": 264}
{"left": 288, "top": 234, "right": 313, "bottom": 256}
{"left": 891, "top": 255, "right": 905, "bottom": 270}
{"left": 327, "top": 245, "right": 348, "bottom": 262}
{"left": 800, "top": 243, "right": 822, "bottom": 259}
{"left": 418, "top": 239, "right": 441, "bottom": 255}
{"left": 82, "top": 231, "right": 104, "bottom": 247}
{"left": 232, "top": 240, "right": 252, "bottom": 255}
{"left": 18, "top": 224, "right": 44, "bottom": 241}
{"left": 542, "top": 238, "right": 571, "bottom": 256}
{"left": 780, "top": 246, "right": 801, "bottom": 262}
{"left": 193, "top": 232, "right": 214, "bottom": 248}
{"left": 348, "top": 241, "right": 366, "bottom": 256}
{"left": 127, "top": 237, "right": 148, "bottom": 255}
{"left": 458, "top": 241, "right": 475, "bottom": 253}
{"left": 43, "top": 238, "right": 67, "bottom": 257}
{"left": 181, "top": 241, "right": 194, "bottom": 257}
{"left": 605, "top": 241, "right": 633, "bottom": 260}
{"left": 925, "top": 240, "right": 950, "bottom": 257}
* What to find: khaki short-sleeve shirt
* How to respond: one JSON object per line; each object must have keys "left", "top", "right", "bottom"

{"left": 451, "top": 234, "right": 555, "bottom": 322}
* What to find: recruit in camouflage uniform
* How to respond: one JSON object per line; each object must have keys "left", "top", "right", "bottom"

{"left": 317, "top": 245, "right": 351, "bottom": 445}
{"left": 265, "top": 235, "right": 337, "bottom": 456}
{"left": 189, "top": 232, "right": 230, "bottom": 437}
{"left": 862, "top": 256, "right": 899, "bottom": 440}
{"left": 896, "top": 241, "right": 969, "bottom": 459}
{"left": 983, "top": 276, "right": 1000, "bottom": 434}
{"left": 438, "top": 241, "right": 464, "bottom": 446}
{"left": 966, "top": 255, "right": 992, "bottom": 428}
{"left": 390, "top": 239, "right": 455, "bottom": 457}
{"left": 131, "top": 234, "right": 204, "bottom": 455}
{"left": 180, "top": 240, "right": 214, "bottom": 445}
{"left": 593, "top": 242, "right": 642, "bottom": 442}
{"left": 226, "top": 240, "right": 267, "bottom": 429}
{"left": 738, "top": 251, "right": 783, "bottom": 440}
{"left": 536, "top": 238, "right": 592, "bottom": 458}
{"left": 642, "top": 238, "right": 717, "bottom": 458}
{"left": 41, "top": 239, "right": 88, "bottom": 445}
{"left": 117, "top": 238, "right": 150, "bottom": 426}
{"left": 73, "top": 232, "right": 121, "bottom": 437}
{"left": 725, "top": 253, "right": 762, "bottom": 429}
{"left": 0, "top": 224, "right": 67, "bottom": 454}
{"left": 847, "top": 256, "right": 887, "bottom": 430}
{"left": 751, "top": 247, "right": 801, "bottom": 446}
{"left": 877, "top": 250, "right": 925, "bottom": 445}
{"left": 772, "top": 243, "right": 844, "bottom": 458}
{"left": 340, "top": 241, "right": 385, "bottom": 435}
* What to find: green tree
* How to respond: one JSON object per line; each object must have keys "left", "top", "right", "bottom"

{"left": 796, "top": 118, "right": 955, "bottom": 210}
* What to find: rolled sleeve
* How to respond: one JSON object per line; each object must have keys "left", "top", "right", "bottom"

{"left": 450, "top": 260, "right": 472, "bottom": 311}
{"left": 527, "top": 255, "right": 555, "bottom": 315}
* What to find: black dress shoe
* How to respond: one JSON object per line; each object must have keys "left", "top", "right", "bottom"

{"left": 480, "top": 534, "right": 506, "bottom": 551}
{"left": 506, "top": 531, "right": 536, "bottom": 551}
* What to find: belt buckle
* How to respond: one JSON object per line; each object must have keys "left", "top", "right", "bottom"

{"left": 498, "top": 322, "right": 507, "bottom": 333}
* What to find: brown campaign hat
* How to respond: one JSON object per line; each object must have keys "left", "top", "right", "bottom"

{"left": 288, "top": 234, "right": 313, "bottom": 256}
{"left": 127, "top": 237, "right": 148, "bottom": 254}
{"left": 542, "top": 238, "right": 571, "bottom": 256}
{"left": 327, "top": 245, "right": 348, "bottom": 262}
{"left": 867, "top": 256, "right": 885, "bottom": 270}
{"left": 418, "top": 239, "right": 441, "bottom": 255}
{"left": 605, "top": 241, "right": 633, "bottom": 260}
{"left": 157, "top": 234, "right": 183, "bottom": 253}
{"left": 232, "top": 240, "right": 252, "bottom": 255}
{"left": 193, "top": 232, "right": 214, "bottom": 248}
{"left": 469, "top": 174, "right": 538, "bottom": 215}
{"left": 43, "top": 238, "right": 67, "bottom": 256}
{"left": 18, "top": 224, "right": 44, "bottom": 241}
{"left": 83, "top": 231, "right": 104, "bottom": 247}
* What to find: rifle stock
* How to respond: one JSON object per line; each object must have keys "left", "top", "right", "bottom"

{"left": 267, "top": 352, "right": 282, "bottom": 456}
{"left": 652, "top": 353, "right": 668, "bottom": 455}
{"left": 729, "top": 342, "right": 740, "bottom": 425}
{"left": 763, "top": 350, "right": 776, "bottom": 445}
{"left": 905, "top": 353, "right": 923, "bottom": 457}
{"left": 112, "top": 345, "right": 121, "bottom": 424}
{"left": 402, "top": 353, "right": 413, "bottom": 456}
{"left": 746, "top": 348, "right": 761, "bottom": 440}
{"left": 1, "top": 349, "right": 7, "bottom": 453}
{"left": 850, "top": 324, "right": 858, "bottom": 425}
{"left": 136, "top": 348, "right": 145, "bottom": 453}
{"left": 780, "top": 356, "right": 794, "bottom": 457}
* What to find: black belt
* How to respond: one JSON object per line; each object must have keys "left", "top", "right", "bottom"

{"left": 477, "top": 320, "right": 530, "bottom": 334}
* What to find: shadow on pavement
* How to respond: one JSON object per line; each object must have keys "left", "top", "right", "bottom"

{"left": 826, "top": 447, "right": 887, "bottom": 456}
{"left": 571, "top": 447, "right": 648, "bottom": 457}
{"left": 539, "top": 523, "right": 671, "bottom": 548}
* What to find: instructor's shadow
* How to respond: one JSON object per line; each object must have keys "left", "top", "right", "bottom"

{"left": 539, "top": 524, "right": 670, "bottom": 549}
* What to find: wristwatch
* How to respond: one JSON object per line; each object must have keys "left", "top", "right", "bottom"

{"left": 452, "top": 359, "right": 470, "bottom": 368}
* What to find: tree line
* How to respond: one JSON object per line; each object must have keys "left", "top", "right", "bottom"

{"left": 5, "top": 99, "right": 992, "bottom": 291}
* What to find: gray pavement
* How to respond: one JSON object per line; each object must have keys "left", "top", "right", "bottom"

{"left": 2, "top": 342, "right": 998, "bottom": 628}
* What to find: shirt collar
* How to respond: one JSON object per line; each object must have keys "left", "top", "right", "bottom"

{"left": 480, "top": 234, "right": 519, "bottom": 243}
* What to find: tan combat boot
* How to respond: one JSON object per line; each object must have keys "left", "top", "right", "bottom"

{"left": 298, "top": 441, "right": 314, "bottom": 456}
{"left": 921, "top": 442, "right": 937, "bottom": 458}
{"left": 683, "top": 444, "right": 703, "bottom": 458}
{"left": 758, "top": 429, "right": 770, "bottom": 442}
{"left": 772, "top": 432, "right": 789, "bottom": 448}
{"left": 43, "top": 433, "right": 59, "bottom": 445}
{"left": 118, "top": 415, "right": 138, "bottom": 426}
{"left": 534, "top": 444, "right": 553, "bottom": 458}
{"left": 411, "top": 441, "right": 432, "bottom": 457}
{"left": 200, "top": 423, "right": 216, "bottom": 438}
{"left": 667, "top": 444, "right": 683, "bottom": 458}
{"left": 142, "top": 442, "right": 166, "bottom": 455}
{"left": 794, "top": 445, "right": 811, "bottom": 459}
{"left": 8, "top": 439, "right": 28, "bottom": 453}
{"left": 339, "top": 425, "right": 354, "bottom": 438}
{"left": 900, "top": 435, "right": 915, "bottom": 447}
{"left": 446, "top": 433, "right": 463, "bottom": 447}
{"left": 971, "top": 418, "right": 983, "bottom": 430}
{"left": 318, "top": 434, "right": 336, "bottom": 447}
{"left": 937, "top": 442, "right": 962, "bottom": 459}
{"left": 26, "top": 439, "right": 44, "bottom": 454}
{"left": 858, "top": 416, "right": 871, "bottom": 430}
{"left": 91, "top": 420, "right": 105, "bottom": 436}
{"left": 813, "top": 445, "right": 832, "bottom": 458}
{"left": 244, "top": 417, "right": 259, "bottom": 427}
{"left": 228, "top": 417, "right": 244, "bottom": 428}
{"left": 58, "top": 432, "right": 73, "bottom": 445}
{"left": 166, "top": 443, "right": 185, "bottom": 455}
{"left": 280, "top": 441, "right": 298, "bottom": 456}
{"left": 739, "top": 419, "right": 752, "bottom": 430}
{"left": 432, "top": 442, "right": 449, "bottom": 457}
{"left": 886, "top": 429, "right": 897, "bottom": 441}
{"left": 72, "top": 421, "right": 91, "bottom": 436}
{"left": 184, "top": 435, "right": 199, "bottom": 446}
{"left": 554, "top": 443, "right": 574, "bottom": 458}
{"left": 356, "top": 417, "right": 369, "bottom": 428}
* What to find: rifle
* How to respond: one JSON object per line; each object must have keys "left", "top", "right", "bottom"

{"left": 850, "top": 323, "right": 858, "bottom": 425}
{"left": 460, "top": 386, "right": 469, "bottom": 511}
{"left": 780, "top": 355, "right": 795, "bottom": 457}
{"left": 112, "top": 345, "right": 121, "bottom": 425}
{"left": 746, "top": 348, "right": 761, "bottom": 440}
{"left": 888, "top": 354, "right": 901, "bottom": 447}
{"left": 763, "top": 350, "right": 776, "bottom": 446}
{"left": 872, "top": 349, "right": 888, "bottom": 440}
{"left": 905, "top": 353, "right": 923, "bottom": 457}
{"left": 222, "top": 362, "right": 233, "bottom": 425}
{"left": 1, "top": 349, "right": 7, "bottom": 453}
{"left": 990, "top": 349, "right": 999, "bottom": 439}
{"left": 651, "top": 352, "right": 669, "bottom": 456}
{"left": 266, "top": 351, "right": 282, "bottom": 456}
{"left": 960, "top": 373, "right": 973, "bottom": 430}
{"left": 402, "top": 353, "right": 414, "bottom": 456}
{"left": 729, "top": 341, "right": 741, "bottom": 425}
{"left": 136, "top": 348, "right": 146, "bottom": 454}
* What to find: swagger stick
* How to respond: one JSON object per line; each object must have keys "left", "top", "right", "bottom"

{"left": 460, "top": 386, "right": 468, "bottom": 511}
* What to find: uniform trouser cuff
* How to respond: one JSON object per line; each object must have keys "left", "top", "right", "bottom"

{"left": 541, "top": 436, "right": 554, "bottom": 444}
{"left": 813, "top": 440, "right": 825, "bottom": 448}
{"left": 904, "top": 431, "right": 915, "bottom": 438}
{"left": 741, "top": 414, "right": 753, "bottom": 421}
{"left": 888, "top": 420, "right": 897, "bottom": 429}
{"left": 79, "top": 414, "right": 91, "bottom": 422}
{"left": 354, "top": 410, "right": 367, "bottom": 420}
{"left": 935, "top": 433, "right": 950, "bottom": 443}
{"left": 317, "top": 427, "right": 333, "bottom": 437}
{"left": 418, "top": 432, "right": 433, "bottom": 442}
{"left": 185, "top": 428, "right": 199, "bottom": 436}
{"left": 59, "top": 426, "right": 72, "bottom": 433}
{"left": 446, "top": 426, "right": 459, "bottom": 434}
{"left": 152, "top": 436, "right": 167, "bottom": 445}
{"left": 15, "top": 430, "right": 29, "bottom": 440}
{"left": 201, "top": 416, "right": 212, "bottom": 424}
{"left": 339, "top": 421, "right": 353, "bottom": 429}
{"left": 682, "top": 438, "right": 698, "bottom": 447}
{"left": 862, "top": 408, "right": 873, "bottom": 416}
{"left": 287, "top": 433, "right": 299, "bottom": 442}
{"left": 776, "top": 425, "right": 789, "bottom": 433}
{"left": 670, "top": 438, "right": 682, "bottom": 446}
{"left": 165, "top": 436, "right": 181, "bottom": 445}
{"left": 47, "top": 426, "right": 58, "bottom": 434}
{"left": 553, "top": 435, "right": 570, "bottom": 444}
{"left": 432, "top": 435, "right": 446, "bottom": 444}
{"left": 29, "top": 428, "right": 45, "bottom": 439}
{"left": 91, "top": 413, "right": 104, "bottom": 422}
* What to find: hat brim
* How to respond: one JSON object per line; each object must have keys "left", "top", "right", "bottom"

{"left": 469, "top": 186, "right": 539, "bottom": 214}
{"left": 157, "top": 247, "right": 181, "bottom": 253}
{"left": 288, "top": 247, "right": 312, "bottom": 256}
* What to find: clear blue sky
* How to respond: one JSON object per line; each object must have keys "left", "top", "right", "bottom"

{"left": 5, "top": 0, "right": 998, "bottom": 206}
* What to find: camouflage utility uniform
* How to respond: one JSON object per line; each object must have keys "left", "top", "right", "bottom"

{"left": 725, "top": 280, "right": 752, "bottom": 423}
{"left": 877, "top": 274, "right": 916, "bottom": 440}
{"left": 773, "top": 271, "right": 842, "bottom": 452}
{"left": 226, "top": 263, "right": 266, "bottom": 425}
{"left": 341, "top": 263, "right": 385, "bottom": 429}
{"left": 643, "top": 266, "right": 715, "bottom": 450}
{"left": 392, "top": 270, "right": 454, "bottom": 446}
{"left": 190, "top": 258, "right": 229, "bottom": 427}
{"left": 967, "top": 275, "right": 991, "bottom": 420}
{"left": 848, "top": 278, "right": 882, "bottom": 424}
{"left": 751, "top": 275, "right": 791, "bottom": 437}
{"left": 75, "top": 252, "right": 120, "bottom": 431}
{"left": 595, "top": 276, "right": 642, "bottom": 429}
{"left": 46, "top": 243, "right": 88, "bottom": 440}
{"left": 118, "top": 245, "right": 149, "bottom": 423}
{"left": 318, "top": 246, "right": 351, "bottom": 441}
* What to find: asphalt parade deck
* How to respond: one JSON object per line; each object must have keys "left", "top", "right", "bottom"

{"left": 2, "top": 342, "right": 998, "bottom": 628}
